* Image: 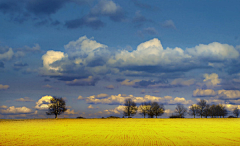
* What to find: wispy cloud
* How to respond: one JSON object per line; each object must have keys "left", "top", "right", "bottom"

{"left": 16, "top": 97, "right": 34, "bottom": 102}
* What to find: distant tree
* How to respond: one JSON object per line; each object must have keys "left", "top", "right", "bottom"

{"left": 218, "top": 104, "right": 228, "bottom": 118}
{"left": 212, "top": 104, "right": 228, "bottom": 118}
{"left": 139, "top": 102, "right": 151, "bottom": 118}
{"left": 203, "top": 104, "right": 211, "bottom": 118}
{"left": 188, "top": 104, "right": 199, "bottom": 118}
{"left": 46, "top": 97, "right": 67, "bottom": 119}
{"left": 152, "top": 102, "right": 165, "bottom": 118}
{"left": 175, "top": 104, "right": 187, "bottom": 118}
{"left": 123, "top": 98, "right": 138, "bottom": 118}
{"left": 210, "top": 104, "right": 217, "bottom": 118}
{"left": 197, "top": 99, "right": 207, "bottom": 118}
{"left": 215, "top": 104, "right": 222, "bottom": 118}
{"left": 147, "top": 102, "right": 155, "bottom": 118}
{"left": 233, "top": 108, "right": 239, "bottom": 118}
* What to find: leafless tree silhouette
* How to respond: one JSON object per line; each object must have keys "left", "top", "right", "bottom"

{"left": 233, "top": 108, "right": 239, "bottom": 118}
{"left": 152, "top": 102, "right": 165, "bottom": 118}
{"left": 188, "top": 104, "right": 199, "bottom": 118}
{"left": 203, "top": 104, "right": 211, "bottom": 118}
{"left": 217, "top": 104, "right": 228, "bottom": 118}
{"left": 197, "top": 99, "right": 207, "bottom": 118}
{"left": 208, "top": 104, "right": 228, "bottom": 118}
{"left": 175, "top": 104, "right": 187, "bottom": 118}
{"left": 123, "top": 98, "right": 138, "bottom": 118}
{"left": 46, "top": 97, "right": 67, "bottom": 119}
{"left": 139, "top": 102, "right": 151, "bottom": 118}
{"left": 210, "top": 104, "right": 217, "bottom": 118}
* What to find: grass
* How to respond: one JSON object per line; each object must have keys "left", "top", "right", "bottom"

{"left": 1, "top": 118, "right": 240, "bottom": 146}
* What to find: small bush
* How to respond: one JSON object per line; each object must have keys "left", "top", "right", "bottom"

{"left": 228, "top": 115, "right": 236, "bottom": 118}
{"left": 76, "top": 116, "right": 85, "bottom": 119}
{"left": 169, "top": 115, "right": 183, "bottom": 118}
{"left": 107, "top": 116, "right": 120, "bottom": 119}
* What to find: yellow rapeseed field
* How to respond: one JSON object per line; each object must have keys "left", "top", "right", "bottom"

{"left": 1, "top": 118, "right": 240, "bottom": 146}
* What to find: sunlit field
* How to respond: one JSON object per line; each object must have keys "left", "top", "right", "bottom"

{"left": 1, "top": 118, "right": 240, "bottom": 146}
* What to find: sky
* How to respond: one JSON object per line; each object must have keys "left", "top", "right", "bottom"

{"left": 0, "top": 0, "right": 240, "bottom": 119}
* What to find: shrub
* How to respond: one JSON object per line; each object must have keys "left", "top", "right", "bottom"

{"left": 76, "top": 116, "right": 85, "bottom": 119}
{"left": 169, "top": 115, "right": 183, "bottom": 118}
{"left": 107, "top": 116, "right": 120, "bottom": 119}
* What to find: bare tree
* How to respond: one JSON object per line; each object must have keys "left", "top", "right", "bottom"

{"left": 197, "top": 99, "right": 207, "bottom": 118}
{"left": 123, "top": 98, "right": 138, "bottom": 118}
{"left": 218, "top": 104, "right": 228, "bottom": 118}
{"left": 215, "top": 104, "right": 222, "bottom": 118}
{"left": 203, "top": 104, "right": 211, "bottom": 118}
{"left": 139, "top": 102, "right": 151, "bottom": 118}
{"left": 210, "top": 104, "right": 217, "bottom": 118}
{"left": 209, "top": 104, "right": 228, "bottom": 118}
{"left": 233, "top": 108, "right": 239, "bottom": 118}
{"left": 152, "top": 102, "right": 165, "bottom": 118}
{"left": 188, "top": 104, "right": 199, "bottom": 118}
{"left": 46, "top": 97, "right": 67, "bottom": 119}
{"left": 175, "top": 104, "right": 187, "bottom": 118}
{"left": 147, "top": 102, "right": 155, "bottom": 118}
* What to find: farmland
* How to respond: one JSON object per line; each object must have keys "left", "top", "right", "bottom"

{"left": 1, "top": 118, "right": 240, "bottom": 146}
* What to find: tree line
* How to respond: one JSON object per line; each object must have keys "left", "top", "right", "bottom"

{"left": 45, "top": 97, "right": 240, "bottom": 119}
{"left": 123, "top": 98, "right": 240, "bottom": 118}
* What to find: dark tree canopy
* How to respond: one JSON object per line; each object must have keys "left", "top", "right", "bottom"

{"left": 123, "top": 98, "right": 138, "bottom": 118}
{"left": 175, "top": 104, "right": 187, "bottom": 118}
{"left": 46, "top": 97, "right": 67, "bottom": 119}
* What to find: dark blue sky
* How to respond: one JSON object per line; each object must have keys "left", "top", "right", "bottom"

{"left": 0, "top": 0, "right": 240, "bottom": 119}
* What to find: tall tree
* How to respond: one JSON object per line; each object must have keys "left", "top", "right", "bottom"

{"left": 219, "top": 104, "right": 228, "bottom": 118}
{"left": 152, "top": 102, "right": 165, "bottom": 118}
{"left": 188, "top": 104, "right": 199, "bottom": 118}
{"left": 46, "top": 97, "right": 67, "bottom": 119}
{"left": 203, "top": 104, "right": 211, "bottom": 118}
{"left": 175, "top": 104, "right": 187, "bottom": 118}
{"left": 139, "top": 102, "right": 151, "bottom": 118}
{"left": 215, "top": 104, "right": 222, "bottom": 118}
{"left": 147, "top": 102, "right": 155, "bottom": 118}
{"left": 233, "top": 107, "right": 239, "bottom": 118}
{"left": 197, "top": 99, "right": 207, "bottom": 118}
{"left": 210, "top": 104, "right": 217, "bottom": 118}
{"left": 123, "top": 98, "right": 138, "bottom": 118}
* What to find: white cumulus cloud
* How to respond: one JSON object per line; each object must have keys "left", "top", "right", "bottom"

{"left": 85, "top": 94, "right": 192, "bottom": 105}
{"left": 42, "top": 50, "right": 65, "bottom": 72}
{"left": 0, "top": 106, "right": 32, "bottom": 114}
{"left": 35, "top": 95, "right": 53, "bottom": 110}
{"left": 64, "top": 35, "right": 107, "bottom": 56}
{"left": 168, "top": 97, "right": 193, "bottom": 105}
{"left": 193, "top": 89, "right": 216, "bottom": 97}
{"left": 217, "top": 90, "right": 240, "bottom": 100}
{"left": 186, "top": 42, "right": 239, "bottom": 60}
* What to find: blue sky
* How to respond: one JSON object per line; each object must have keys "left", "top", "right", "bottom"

{"left": 0, "top": 0, "right": 240, "bottom": 119}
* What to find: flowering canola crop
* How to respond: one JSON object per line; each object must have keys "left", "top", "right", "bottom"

{"left": 1, "top": 118, "right": 240, "bottom": 145}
